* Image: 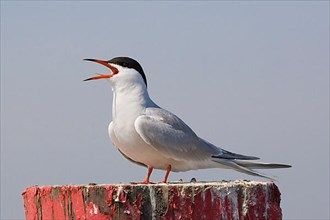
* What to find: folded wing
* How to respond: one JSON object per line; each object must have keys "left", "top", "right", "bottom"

{"left": 135, "top": 107, "right": 260, "bottom": 162}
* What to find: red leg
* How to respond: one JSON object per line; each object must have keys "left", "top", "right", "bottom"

{"left": 144, "top": 166, "right": 153, "bottom": 183}
{"left": 132, "top": 166, "right": 154, "bottom": 184}
{"left": 161, "top": 165, "right": 172, "bottom": 183}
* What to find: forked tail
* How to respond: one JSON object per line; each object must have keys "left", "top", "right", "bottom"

{"left": 212, "top": 158, "right": 291, "bottom": 180}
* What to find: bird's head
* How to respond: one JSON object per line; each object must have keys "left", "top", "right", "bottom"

{"left": 84, "top": 57, "right": 147, "bottom": 88}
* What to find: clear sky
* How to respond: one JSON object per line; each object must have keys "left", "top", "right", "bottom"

{"left": 1, "top": 1, "right": 329, "bottom": 219}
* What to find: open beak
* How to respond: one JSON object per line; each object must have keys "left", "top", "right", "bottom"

{"left": 83, "top": 59, "right": 119, "bottom": 81}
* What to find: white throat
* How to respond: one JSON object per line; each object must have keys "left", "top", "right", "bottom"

{"left": 107, "top": 67, "right": 157, "bottom": 122}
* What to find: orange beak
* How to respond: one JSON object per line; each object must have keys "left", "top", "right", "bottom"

{"left": 83, "top": 59, "right": 119, "bottom": 81}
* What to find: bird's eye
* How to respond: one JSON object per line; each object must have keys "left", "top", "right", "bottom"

{"left": 121, "top": 62, "right": 129, "bottom": 68}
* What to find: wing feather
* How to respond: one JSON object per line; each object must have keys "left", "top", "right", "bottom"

{"left": 135, "top": 108, "right": 219, "bottom": 161}
{"left": 135, "top": 107, "right": 263, "bottom": 163}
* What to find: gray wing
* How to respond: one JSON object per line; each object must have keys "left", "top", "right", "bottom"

{"left": 135, "top": 107, "right": 260, "bottom": 162}
{"left": 135, "top": 107, "right": 222, "bottom": 161}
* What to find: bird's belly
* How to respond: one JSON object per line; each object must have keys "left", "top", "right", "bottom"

{"left": 112, "top": 133, "right": 216, "bottom": 171}
{"left": 109, "top": 122, "right": 217, "bottom": 172}
{"left": 110, "top": 124, "right": 172, "bottom": 169}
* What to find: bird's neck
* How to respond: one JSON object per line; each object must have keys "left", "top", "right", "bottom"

{"left": 111, "top": 82, "right": 156, "bottom": 121}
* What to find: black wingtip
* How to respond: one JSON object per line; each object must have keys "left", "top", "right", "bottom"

{"left": 278, "top": 164, "right": 292, "bottom": 168}
{"left": 211, "top": 154, "right": 260, "bottom": 160}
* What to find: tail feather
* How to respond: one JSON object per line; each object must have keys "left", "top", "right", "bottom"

{"left": 202, "top": 139, "right": 260, "bottom": 160}
{"left": 212, "top": 150, "right": 260, "bottom": 160}
{"left": 211, "top": 158, "right": 291, "bottom": 180}
{"left": 234, "top": 161, "right": 292, "bottom": 169}
{"left": 213, "top": 159, "right": 275, "bottom": 180}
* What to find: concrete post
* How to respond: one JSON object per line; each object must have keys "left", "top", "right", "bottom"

{"left": 22, "top": 180, "right": 282, "bottom": 219}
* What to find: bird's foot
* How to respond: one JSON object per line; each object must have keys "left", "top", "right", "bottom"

{"left": 130, "top": 167, "right": 154, "bottom": 184}
{"left": 157, "top": 180, "right": 168, "bottom": 184}
{"left": 131, "top": 181, "right": 155, "bottom": 184}
{"left": 158, "top": 165, "right": 172, "bottom": 184}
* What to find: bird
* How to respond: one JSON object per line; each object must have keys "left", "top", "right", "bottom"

{"left": 84, "top": 57, "right": 291, "bottom": 183}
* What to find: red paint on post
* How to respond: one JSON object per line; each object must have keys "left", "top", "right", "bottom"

{"left": 40, "top": 187, "right": 52, "bottom": 219}
{"left": 52, "top": 187, "right": 67, "bottom": 220}
{"left": 22, "top": 186, "right": 39, "bottom": 220}
{"left": 22, "top": 180, "right": 283, "bottom": 220}
{"left": 267, "top": 184, "right": 283, "bottom": 220}
{"left": 164, "top": 186, "right": 193, "bottom": 219}
{"left": 85, "top": 202, "right": 109, "bottom": 220}
{"left": 70, "top": 186, "right": 86, "bottom": 219}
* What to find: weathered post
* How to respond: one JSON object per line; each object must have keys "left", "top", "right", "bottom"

{"left": 22, "top": 180, "right": 283, "bottom": 219}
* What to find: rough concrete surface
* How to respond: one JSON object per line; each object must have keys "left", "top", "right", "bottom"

{"left": 22, "top": 180, "right": 282, "bottom": 220}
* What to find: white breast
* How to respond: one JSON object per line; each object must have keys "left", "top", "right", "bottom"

{"left": 108, "top": 74, "right": 174, "bottom": 169}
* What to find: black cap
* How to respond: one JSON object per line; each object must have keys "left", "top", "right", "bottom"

{"left": 108, "top": 57, "right": 147, "bottom": 87}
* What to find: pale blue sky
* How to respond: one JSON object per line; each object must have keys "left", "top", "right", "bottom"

{"left": 1, "top": 1, "right": 329, "bottom": 219}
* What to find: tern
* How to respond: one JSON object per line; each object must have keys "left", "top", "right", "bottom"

{"left": 84, "top": 57, "right": 291, "bottom": 183}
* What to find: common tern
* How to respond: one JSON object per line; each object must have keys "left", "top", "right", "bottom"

{"left": 84, "top": 57, "right": 291, "bottom": 183}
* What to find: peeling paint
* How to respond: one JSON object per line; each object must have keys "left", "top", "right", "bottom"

{"left": 22, "top": 180, "right": 282, "bottom": 220}
{"left": 263, "top": 184, "right": 270, "bottom": 219}
{"left": 114, "top": 185, "right": 124, "bottom": 202}
{"left": 148, "top": 186, "right": 157, "bottom": 220}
